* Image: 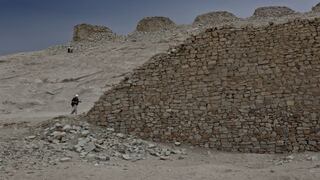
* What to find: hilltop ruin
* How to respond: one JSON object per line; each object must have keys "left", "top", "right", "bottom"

{"left": 252, "top": 6, "right": 296, "bottom": 18}
{"left": 312, "top": 3, "right": 320, "bottom": 12}
{"left": 193, "top": 11, "right": 239, "bottom": 25}
{"left": 73, "top": 23, "right": 117, "bottom": 42}
{"left": 136, "top": 17, "right": 176, "bottom": 32}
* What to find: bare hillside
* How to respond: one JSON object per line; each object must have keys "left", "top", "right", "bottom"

{"left": 1, "top": 11, "right": 320, "bottom": 120}
{"left": 0, "top": 40, "right": 174, "bottom": 118}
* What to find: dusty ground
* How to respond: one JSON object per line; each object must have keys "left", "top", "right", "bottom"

{"left": 0, "top": 115, "right": 319, "bottom": 180}
{"left": 1, "top": 11, "right": 320, "bottom": 180}
{"left": 7, "top": 153, "right": 320, "bottom": 180}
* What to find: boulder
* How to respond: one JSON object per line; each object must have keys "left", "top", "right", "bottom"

{"left": 73, "top": 23, "right": 116, "bottom": 42}
{"left": 136, "top": 17, "right": 176, "bottom": 32}
{"left": 252, "top": 6, "right": 295, "bottom": 18}
{"left": 193, "top": 11, "right": 238, "bottom": 25}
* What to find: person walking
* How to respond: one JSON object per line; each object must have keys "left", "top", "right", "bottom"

{"left": 71, "top": 94, "right": 81, "bottom": 115}
{"left": 67, "top": 46, "right": 73, "bottom": 53}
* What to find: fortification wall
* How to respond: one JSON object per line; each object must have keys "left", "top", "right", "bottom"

{"left": 193, "top": 11, "right": 239, "bottom": 25}
{"left": 136, "top": 17, "right": 176, "bottom": 32}
{"left": 73, "top": 23, "right": 116, "bottom": 42}
{"left": 87, "top": 18, "right": 320, "bottom": 153}
{"left": 252, "top": 6, "right": 296, "bottom": 18}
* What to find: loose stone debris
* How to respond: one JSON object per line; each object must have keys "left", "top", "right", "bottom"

{"left": 41, "top": 116, "right": 186, "bottom": 162}
{"left": 272, "top": 154, "right": 320, "bottom": 166}
{"left": 0, "top": 116, "right": 187, "bottom": 175}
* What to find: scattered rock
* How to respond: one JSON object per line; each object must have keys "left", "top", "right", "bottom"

{"left": 77, "top": 138, "right": 90, "bottom": 147}
{"left": 54, "top": 123, "right": 63, "bottom": 129}
{"left": 81, "top": 130, "right": 90, "bottom": 137}
{"left": 74, "top": 145, "right": 82, "bottom": 153}
{"left": 275, "top": 161, "right": 283, "bottom": 166}
{"left": 174, "top": 142, "right": 181, "bottom": 146}
{"left": 285, "top": 155, "right": 294, "bottom": 161}
{"left": 62, "top": 125, "right": 72, "bottom": 131}
{"left": 51, "top": 131, "right": 66, "bottom": 139}
{"left": 122, "top": 154, "right": 131, "bottom": 161}
{"left": 159, "top": 156, "right": 169, "bottom": 161}
{"left": 96, "top": 155, "right": 110, "bottom": 161}
{"left": 25, "top": 135, "right": 36, "bottom": 140}
{"left": 86, "top": 154, "right": 97, "bottom": 161}
{"left": 116, "top": 133, "right": 125, "bottom": 138}
{"left": 106, "top": 128, "right": 115, "bottom": 132}
{"left": 83, "top": 142, "right": 96, "bottom": 153}
{"left": 164, "top": 150, "right": 171, "bottom": 156}
{"left": 178, "top": 156, "right": 185, "bottom": 160}
{"left": 148, "top": 143, "right": 156, "bottom": 149}
{"left": 307, "top": 156, "right": 319, "bottom": 161}
{"left": 60, "top": 157, "right": 71, "bottom": 162}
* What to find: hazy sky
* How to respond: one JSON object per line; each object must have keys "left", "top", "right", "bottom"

{"left": 0, "top": 0, "right": 319, "bottom": 56}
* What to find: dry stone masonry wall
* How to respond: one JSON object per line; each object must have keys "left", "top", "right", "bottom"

{"left": 87, "top": 18, "right": 320, "bottom": 153}
{"left": 136, "top": 17, "right": 176, "bottom": 32}
{"left": 313, "top": 3, "right": 320, "bottom": 12}
{"left": 252, "top": 6, "right": 296, "bottom": 18}
{"left": 193, "top": 11, "right": 239, "bottom": 26}
{"left": 73, "top": 23, "right": 117, "bottom": 42}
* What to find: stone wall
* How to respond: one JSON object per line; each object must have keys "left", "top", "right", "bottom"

{"left": 312, "top": 3, "right": 320, "bottom": 12}
{"left": 87, "top": 18, "right": 320, "bottom": 153}
{"left": 193, "top": 11, "right": 239, "bottom": 26}
{"left": 136, "top": 17, "right": 176, "bottom": 32}
{"left": 73, "top": 23, "right": 116, "bottom": 42}
{"left": 252, "top": 6, "right": 296, "bottom": 18}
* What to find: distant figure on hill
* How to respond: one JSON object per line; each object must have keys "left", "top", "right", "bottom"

{"left": 67, "top": 46, "right": 73, "bottom": 53}
{"left": 71, "top": 94, "right": 81, "bottom": 115}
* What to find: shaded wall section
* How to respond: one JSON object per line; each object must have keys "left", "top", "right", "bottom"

{"left": 87, "top": 18, "right": 320, "bottom": 153}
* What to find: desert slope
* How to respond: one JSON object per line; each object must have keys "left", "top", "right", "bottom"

{"left": 0, "top": 11, "right": 319, "bottom": 120}
{"left": 0, "top": 40, "right": 175, "bottom": 118}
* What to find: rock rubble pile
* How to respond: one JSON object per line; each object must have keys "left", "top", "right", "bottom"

{"left": 0, "top": 116, "right": 187, "bottom": 175}
{"left": 40, "top": 116, "right": 187, "bottom": 162}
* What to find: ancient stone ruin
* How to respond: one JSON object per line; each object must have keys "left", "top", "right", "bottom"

{"left": 136, "top": 17, "right": 176, "bottom": 32}
{"left": 87, "top": 17, "right": 320, "bottom": 153}
{"left": 73, "top": 23, "right": 116, "bottom": 42}
{"left": 193, "top": 11, "right": 239, "bottom": 25}
{"left": 312, "top": 3, "right": 320, "bottom": 12}
{"left": 252, "top": 6, "right": 296, "bottom": 18}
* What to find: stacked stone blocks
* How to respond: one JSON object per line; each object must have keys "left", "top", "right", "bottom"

{"left": 87, "top": 18, "right": 320, "bottom": 153}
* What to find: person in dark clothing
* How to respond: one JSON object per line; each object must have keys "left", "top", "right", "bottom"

{"left": 67, "top": 46, "right": 73, "bottom": 53}
{"left": 71, "top": 94, "right": 81, "bottom": 115}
